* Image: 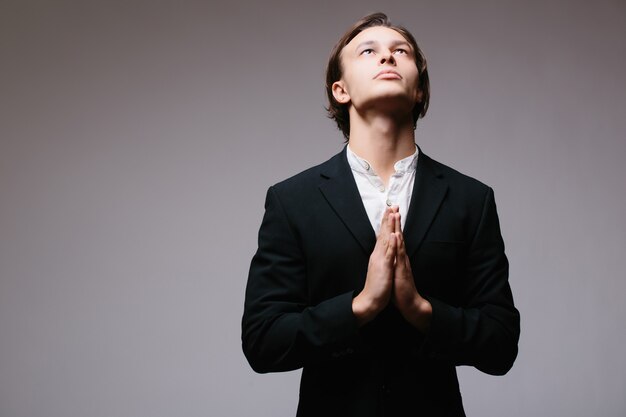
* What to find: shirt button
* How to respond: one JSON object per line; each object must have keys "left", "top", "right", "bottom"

{"left": 378, "top": 185, "right": 385, "bottom": 192}
{"left": 386, "top": 199, "right": 392, "bottom": 206}
{"left": 363, "top": 162, "right": 370, "bottom": 170}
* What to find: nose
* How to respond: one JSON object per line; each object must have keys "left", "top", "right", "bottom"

{"left": 379, "top": 50, "right": 396, "bottom": 65}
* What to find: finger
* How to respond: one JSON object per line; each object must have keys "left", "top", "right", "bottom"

{"left": 375, "top": 234, "right": 389, "bottom": 255}
{"left": 387, "top": 210, "right": 395, "bottom": 235}
{"left": 374, "top": 209, "right": 391, "bottom": 252}
{"left": 379, "top": 208, "right": 392, "bottom": 237}
{"left": 387, "top": 212, "right": 393, "bottom": 235}
{"left": 385, "top": 233, "right": 397, "bottom": 263}
{"left": 397, "top": 229, "right": 406, "bottom": 256}
{"left": 394, "top": 212, "right": 401, "bottom": 234}
{"left": 402, "top": 242, "right": 413, "bottom": 274}
{"left": 381, "top": 208, "right": 389, "bottom": 225}
{"left": 394, "top": 234, "right": 404, "bottom": 271}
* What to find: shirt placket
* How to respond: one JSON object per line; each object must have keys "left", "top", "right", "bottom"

{"left": 385, "top": 171, "right": 402, "bottom": 208}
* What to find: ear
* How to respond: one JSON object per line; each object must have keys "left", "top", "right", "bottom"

{"left": 331, "top": 80, "right": 351, "bottom": 104}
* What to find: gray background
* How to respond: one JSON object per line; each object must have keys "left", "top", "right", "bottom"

{"left": 1, "top": 0, "right": 625, "bottom": 416}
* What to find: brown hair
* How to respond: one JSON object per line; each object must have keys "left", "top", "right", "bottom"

{"left": 325, "top": 12, "right": 430, "bottom": 141}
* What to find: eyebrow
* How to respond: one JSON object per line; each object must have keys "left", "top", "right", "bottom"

{"left": 355, "top": 39, "right": 412, "bottom": 51}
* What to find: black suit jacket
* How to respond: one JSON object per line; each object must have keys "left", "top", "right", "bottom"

{"left": 242, "top": 147, "right": 520, "bottom": 417}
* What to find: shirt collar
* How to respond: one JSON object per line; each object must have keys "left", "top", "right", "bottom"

{"left": 346, "top": 143, "right": 419, "bottom": 176}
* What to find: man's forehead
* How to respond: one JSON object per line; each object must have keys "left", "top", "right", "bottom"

{"left": 345, "top": 26, "right": 410, "bottom": 50}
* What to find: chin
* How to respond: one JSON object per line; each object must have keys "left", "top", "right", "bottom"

{"left": 363, "top": 91, "right": 415, "bottom": 112}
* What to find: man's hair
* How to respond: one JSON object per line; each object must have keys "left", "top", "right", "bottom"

{"left": 325, "top": 12, "right": 430, "bottom": 141}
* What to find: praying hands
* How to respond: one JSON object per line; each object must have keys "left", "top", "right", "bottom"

{"left": 352, "top": 206, "right": 432, "bottom": 332}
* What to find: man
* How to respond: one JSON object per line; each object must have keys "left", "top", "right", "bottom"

{"left": 242, "top": 12, "right": 520, "bottom": 417}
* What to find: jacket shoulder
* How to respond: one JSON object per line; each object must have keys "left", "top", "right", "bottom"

{"left": 269, "top": 151, "right": 342, "bottom": 195}
{"left": 424, "top": 153, "right": 492, "bottom": 194}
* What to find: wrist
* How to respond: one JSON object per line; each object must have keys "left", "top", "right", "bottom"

{"left": 352, "top": 292, "right": 380, "bottom": 326}
{"left": 407, "top": 296, "right": 432, "bottom": 333}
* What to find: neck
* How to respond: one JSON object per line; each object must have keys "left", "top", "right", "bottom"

{"left": 347, "top": 112, "right": 416, "bottom": 184}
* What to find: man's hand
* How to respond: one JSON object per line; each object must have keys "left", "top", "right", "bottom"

{"left": 352, "top": 207, "right": 398, "bottom": 326}
{"left": 391, "top": 211, "right": 432, "bottom": 333}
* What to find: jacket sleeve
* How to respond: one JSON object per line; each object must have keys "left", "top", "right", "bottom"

{"left": 419, "top": 187, "right": 520, "bottom": 375}
{"left": 241, "top": 186, "right": 360, "bottom": 373}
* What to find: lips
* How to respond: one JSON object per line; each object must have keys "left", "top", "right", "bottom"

{"left": 374, "top": 70, "right": 402, "bottom": 79}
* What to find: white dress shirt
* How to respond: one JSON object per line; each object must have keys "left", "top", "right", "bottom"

{"left": 346, "top": 144, "right": 419, "bottom": 236}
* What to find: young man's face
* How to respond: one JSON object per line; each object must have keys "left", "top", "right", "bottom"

{"left": 333, "top": 26, "right": 421, "bottom": 118}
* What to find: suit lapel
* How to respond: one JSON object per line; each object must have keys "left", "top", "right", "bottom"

{"left": 403, "top": 149, "right": 449, "bottom": 258}
{"left": 318, "top": 147, "right": 377, "bottom": 255}
{"left": 317, "top": 146, "right": 448, "bottom": 258}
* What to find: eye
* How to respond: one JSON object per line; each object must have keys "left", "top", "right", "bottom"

{"left": 360, "top": 48, "right": 375, "bottom": 55}
{"left": 393, "top": 48, "right": 408, "bottom": 55}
